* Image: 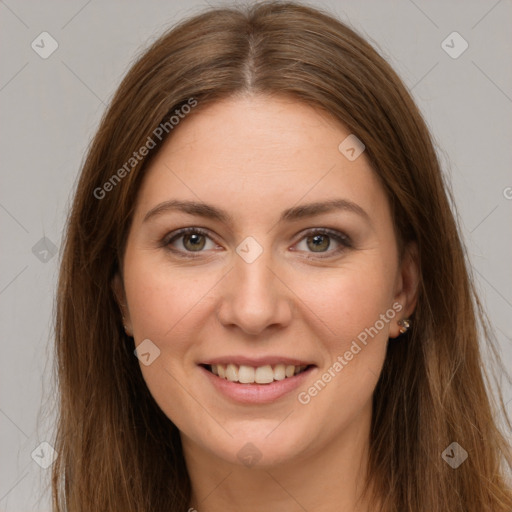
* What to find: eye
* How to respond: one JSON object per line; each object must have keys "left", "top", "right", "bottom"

{"left": 162, "top": 227, "right": 352, "bottom": 259}
{"left": 294, "top": 228, "right": 351, "bottom": 258}
{"left": 164, "top": 227, "right": 218, "bottom": 255}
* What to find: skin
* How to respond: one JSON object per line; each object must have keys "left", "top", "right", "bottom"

{"left": 113, "top": 94, "right": 419, "bottom": 512}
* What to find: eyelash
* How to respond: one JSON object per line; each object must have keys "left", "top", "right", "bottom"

{"left": 161, "top": 227, "right": 352, "bottom": 260}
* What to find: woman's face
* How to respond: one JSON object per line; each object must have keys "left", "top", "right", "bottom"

{"left": 114, "top": 94, "right": 417, "bottom": 468}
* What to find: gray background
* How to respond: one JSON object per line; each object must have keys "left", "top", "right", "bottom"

{"left": 1, "top": 0, "right": 511, "bottom": 510}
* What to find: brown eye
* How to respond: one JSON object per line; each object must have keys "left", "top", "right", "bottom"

{"left": 306, "top": 234, "right": 331, "bottom": 252}
{"left": 164, "top": 227, "right": 217, "bottom": 255}
{"left": 182, "top": 232, "right": 206, "bottom": 251}
{"left": 294, "top": 229, "right": 351, "bottom": 258}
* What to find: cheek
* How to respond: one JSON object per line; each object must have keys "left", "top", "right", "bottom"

{"left": 294, "top": 268, "right": 392, "bottom": 428}
{"left": 301, "top": 260, "right": 395, "bottom": 341}
{"left": 293, "top": 259, "right": 394, "bottom": 406}
{"left": 123, "top": 264, "right": 216, "bottom": 429}
{"left": 124, "top": 261, "right": 218, "bottom": 345}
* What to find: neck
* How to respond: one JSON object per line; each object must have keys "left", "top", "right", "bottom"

{"left": 182, "top": 404, "right": 378, "bottom": 512}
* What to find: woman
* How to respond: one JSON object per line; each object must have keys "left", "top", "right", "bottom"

{"left": 51, "top": 1, "right": 512, "bottom": 510}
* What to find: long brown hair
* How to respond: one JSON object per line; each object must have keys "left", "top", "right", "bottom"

{"left": 51, "top": 2, "right": 512, "bottom": 510}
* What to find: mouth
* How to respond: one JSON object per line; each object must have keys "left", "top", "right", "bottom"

{"left": 200, "top": 363, "right": 313, "bottom": 384}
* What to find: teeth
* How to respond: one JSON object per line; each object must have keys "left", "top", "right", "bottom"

{"left": 285, "top": 365, "right": 295, "bottom": 378}
{"left": 274, "top": 364, "right": 286, "bottom": 381}
{"left": 209, "top": 363, "right": 309, "bottom": 384}
{"left": 225, "top": 363, "right": 238, "bottom": 382}
{"left": 255, "top": 365, "right": 274, "bottom": 384}
{"left": 238, "top": 365, "right": 255, "bottom": 383}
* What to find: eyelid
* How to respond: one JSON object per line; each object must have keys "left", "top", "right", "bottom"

{"left": 297, "top": 227, "right": 351, "bottom": 245}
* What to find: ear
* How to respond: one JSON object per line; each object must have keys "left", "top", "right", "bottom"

{"left": 111, "top": 272, "right": 133, "bottom": 336}
{"left": 389, "top": 241, "right": 420, "bottom": 339}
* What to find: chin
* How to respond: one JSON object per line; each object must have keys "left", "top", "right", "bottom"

{"left": 197, "top": 422, "right": 314, "bottom": 469}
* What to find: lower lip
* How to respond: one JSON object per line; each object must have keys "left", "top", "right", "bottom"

{"left": 199, "top": 365, "right": 316, "bottom": 404}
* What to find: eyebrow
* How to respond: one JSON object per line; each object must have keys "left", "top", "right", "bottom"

{"left": 143, "top": 198, "right": 371, "bottom": 225}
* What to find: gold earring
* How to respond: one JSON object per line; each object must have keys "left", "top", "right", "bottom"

{"left": 397, "top": 318, "right": 411, "bottom": 334}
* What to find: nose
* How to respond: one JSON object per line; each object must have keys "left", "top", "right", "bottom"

{"left": 216, "top": 246, "right": 293, "bottom": 336}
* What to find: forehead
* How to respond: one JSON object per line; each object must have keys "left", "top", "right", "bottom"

{"left": 132, "top": 94, "right": 388, "bottom": 229}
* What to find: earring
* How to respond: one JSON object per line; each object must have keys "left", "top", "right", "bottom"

{"left": 397, "top": 318, "right": 411, "bottom": 334}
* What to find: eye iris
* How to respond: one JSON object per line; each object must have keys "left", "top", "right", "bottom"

{"left": 183, "top": 233, "right": 205, "bottom": 251}
{"left": 307, "top": 234, "right": 330, "bottom": 252}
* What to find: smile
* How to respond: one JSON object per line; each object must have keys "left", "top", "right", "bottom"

{"left": 199, "top": 359, "right": 317, "bottom": 404}
{"left": 204, "top": 363, "right": 311, "bottom": 384}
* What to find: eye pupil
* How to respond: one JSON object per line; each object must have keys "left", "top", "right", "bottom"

{"left": 183, "top": 233, "right": 205, "bottom": 251}
{"left": 307, "top": 234, "right": 330, "bottom": 252}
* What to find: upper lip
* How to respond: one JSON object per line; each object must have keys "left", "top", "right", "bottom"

{"left": 200, "top": 356, "right": 315, "bottom": 367}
